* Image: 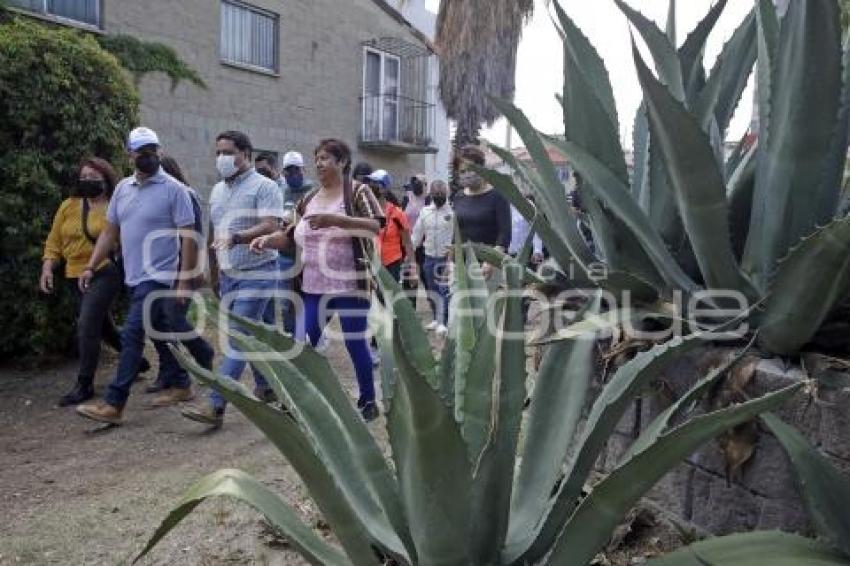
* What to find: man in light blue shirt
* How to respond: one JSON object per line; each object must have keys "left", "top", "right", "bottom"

{"left": 75, "top": 127, "right": 214, "bottom": 425}
{"left": 182, "top": 130, "right": 283, "bottom": 429}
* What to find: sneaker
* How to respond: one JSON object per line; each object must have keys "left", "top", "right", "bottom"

{"left": 58, "top": 381, "right": 94, "bottom": 407}
{"left": 180, "top": 402, "right": 224, "bottom": 429}
{"left": 435, "top": 324, "right": 449, "bottom": 338}
{"left": 360, "top": 401, "right": 380, "bottom": 423}
{"left": 76, "top": 400, "right": 123, "bottom": 425}
{"left": 150, "top": 386, "right": 194, "bottom": 408}
{"left": 254, "top": 386, "right": 278, "bottom": 404}
{"left": 137, "top": 357, "right": 152, "bottom": 376}
{"left": 144, "top": 380, "right": 169, "bottom": 394}
{"left": 425, "top": 320, "right": 439, "bottom": 331}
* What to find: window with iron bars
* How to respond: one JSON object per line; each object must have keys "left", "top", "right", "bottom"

{"left": 7, "top": 0, "right": 100, "bottom": 27}
{"left": 220, "top": 0, "right": 278, "bottom": 73}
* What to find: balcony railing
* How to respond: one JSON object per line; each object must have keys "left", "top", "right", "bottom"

{"left": 360, "top": 94, "right": 437, "bottom": 154}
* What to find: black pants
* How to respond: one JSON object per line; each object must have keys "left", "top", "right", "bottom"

{"left": 69, "top": 262, "right": 123, "bottom": 381}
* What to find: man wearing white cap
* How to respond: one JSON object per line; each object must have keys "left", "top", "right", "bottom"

{"left": 75, "top": 127, "right": 213, "bottom": 425}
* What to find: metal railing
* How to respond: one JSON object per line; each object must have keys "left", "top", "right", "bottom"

{"left": 360, "top": 94, "right": 435, "bottom": 149}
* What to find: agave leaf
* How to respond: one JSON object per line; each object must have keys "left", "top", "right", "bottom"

{"left": 745, "top": 0, "right": 843, "bottom": 286}
{"left": 533, "top": 306, "right": 673, "bottom": 345}
{"left": 762, "top": 413, "right": 850, "bottom": 556}
{"left": 665, "top": 0, "right": 676, "bottom": 45}
{"left": 387, "top": 325, "right": 472, "bottom": 565}
{"left": 705, "top": 9, "right": 757, "bottom": 136}
{"left": 164, "top": 348, "right": 380, "bottom": 564}
{"left": 550, "top": 382, "right": 803, "bottom": 565}
{"left": 633, "top": 42, "right": 755, "bottom": 298}
{"left": 204, "top": 313, "right": 411, "bottom": 559}
{"left": 648, "top": 531, "right": 850, "bottom": 566}
{"left": 621, "top": 348, "right": 746, "bottom": 463}
{"left": 462, "top": 295, "right": 506, "bottom": 461}
{"left": 553, "top": 1, "right": 628, "bottom": 182}
{"left": 469, "top": 262, "right": 528, "bottom": 563}
{"left": 727, "top": 141, "right": 758, "bottom": 263}
{"left": 632, "top": 104, "right": 651, "bottom": 209}
{"left": 373, "top": 302, "right": 397, "bottom": 414}
{"left": 678, "top": 0, "right": 728, "bottom": 106}
{"left": 470, "top": 243, "right": 547, "bottom": 286}
{"left": 614, "top": 0, "right": 685, "bottom": 102}
{"left": 758, "top": 218, "right": 850, "bottom": 355}
{"left": 506, "top": 335, "right": 705, "bottom": 563}
{"left": 135, "top": 469, "right": 352, "bottom": 566}
{"left": 546, "top": 136, "right": 699, "bottom": 294}
{"left": 507, "top": 294, "right": 599, "bottom": 558}
{"left": 754, "top": 0, "right": 779, "bottom": 146}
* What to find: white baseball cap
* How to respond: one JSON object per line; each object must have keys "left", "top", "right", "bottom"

{"left": 128, "top": 127, "right": 160, "bottom": 151}
{"left": 282, "top": 151, "right": 304, "bottom": 169}
{"left": 367, "top": 169, "right": 392, "bottom": 189}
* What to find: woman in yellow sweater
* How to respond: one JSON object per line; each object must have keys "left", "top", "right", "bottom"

{"left": 41, "top": 157, "right": 148, "bottom": 406}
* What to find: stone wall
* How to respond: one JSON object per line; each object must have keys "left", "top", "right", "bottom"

{"left": 103, "top": 0, "right": 439, "bottom": 202}
{"left": 597, "top": 353, "right": 850, "bottom": 536}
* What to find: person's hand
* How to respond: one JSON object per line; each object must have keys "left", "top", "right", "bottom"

{"left": 78, "top": 267, "right": 94, "bottom": 293}
{"left": 175, "top": 279, "right": 192, "bottom": 305}
{"left": 305, "top": 213, "right": 347, "bottom": 230}
{"left": 39, "top": 268, "right": 54, "bottom": 294}
{"left": 481, "top": 261, "right": 494, "bottom": 280}
{"left": 211, "top": 235, "right": 236, "bottom": 251}
{"left": 250, "top": 235, "right": 271, "bottom": 253}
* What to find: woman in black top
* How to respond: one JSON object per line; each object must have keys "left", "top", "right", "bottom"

{"left": 452, "top": 145, "right": 512, "bottom": 278}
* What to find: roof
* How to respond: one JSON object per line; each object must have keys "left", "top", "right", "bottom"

{"left": 368, "top": 0, "right": 437, "bottom": 53}
{"left": 511, "top": 145, "right": 570, "bottom": 166}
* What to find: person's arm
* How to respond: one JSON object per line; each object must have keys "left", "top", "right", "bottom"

{"left": 250, "top": 229, "right": 289, "bottom": 252}
{"left": 305, "top": 214, "right": 380, "bottom": 235}
{"left": 40, "top": 203, "right": 67, "bottom": 293}
{"left": 207, "top": 219, "right": 220, "bottom": 296}
{"left": 175, "top": 224, "right": 199, "bottom": 302}
{"left": 494, "top": 192, "right": 512, "bottom": 253}
{"left": 232, "top": 216, "right": 279, "bottom": 243}
{"left": 411, "top": 213, "right": 425, "bottom": 249}
{"left": 79, "top": 222, "right": 119, "bottom": 291}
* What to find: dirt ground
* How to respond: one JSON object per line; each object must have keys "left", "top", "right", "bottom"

{"left": 0, "top": 328, "right": 375, "bottom": 566}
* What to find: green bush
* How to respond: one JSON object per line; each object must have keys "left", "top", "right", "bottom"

{"left": 0, "top": 17, "right": 139, "bottom": 358}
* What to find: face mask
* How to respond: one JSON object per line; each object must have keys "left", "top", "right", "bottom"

{"left": 135, "top": 154, "right": 160, "bottom": 175}
{"left": 432, "top": 195, "right": 447, "bottom": 208}
{"left": 76, "top": 179, "right": 105, "bottom": 198}
{"left": 216, "top": 154, "right": 238, "bottom": 178}
{"left": 460, "top": 171, "right": 483, "bottom": 190}
{"left": 285, "top": 171, "right": 304, "bottom": 189}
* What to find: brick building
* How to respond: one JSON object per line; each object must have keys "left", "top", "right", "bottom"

{"left": 8, "top": 0, "right": 451, "bottom": 201}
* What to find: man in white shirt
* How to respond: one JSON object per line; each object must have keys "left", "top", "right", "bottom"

{"left": 509, "top": 203, "right": 544, "bottom": 264}
{"left": 411, "top": 180, "right": 453, "bottom": 336}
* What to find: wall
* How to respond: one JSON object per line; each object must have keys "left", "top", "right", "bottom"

{"left": 103, "top": 0, "right": 435, "bottom": 201}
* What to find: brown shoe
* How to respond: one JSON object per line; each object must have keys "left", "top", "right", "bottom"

{"left": 150, "top": 387, "right": 194, "bottom": 408}
{"left": 180, "top": 402, "right": 224, "bottom": 429}
{"left": 76, "top": 400, "right": 123, "bottom": 425}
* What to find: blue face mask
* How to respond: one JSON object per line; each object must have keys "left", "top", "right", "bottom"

{"left": 285, "top": 171, "right": 304, "bottom": 189}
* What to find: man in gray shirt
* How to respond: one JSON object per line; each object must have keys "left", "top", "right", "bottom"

{"left": 76, "top": 127, "right": 214, "bottom": 425}
{"left": 182, "top": 130, "right": 283, "bottom": 429}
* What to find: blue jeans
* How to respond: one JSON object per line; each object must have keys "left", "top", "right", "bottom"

{"left": 211, "top": 261, "right": 278, "bottom": 410}
{"left": 152, "top": 297, "right": 214, "bottom": 387}
{"left": 297, "top": 293, "right": 375, "bottom": 405}
{"left": 264, "top": 254, "right": 296, "bottom": 334}
{"left": 105, "top": 280, "right": 212, "bottom": 407}
{"left": 423, "top": 255, "right": 449, "bottom": 325}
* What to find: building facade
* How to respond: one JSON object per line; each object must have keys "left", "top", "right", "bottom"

{"left": 8, "top": 0, "right": 451, "bottom": 201}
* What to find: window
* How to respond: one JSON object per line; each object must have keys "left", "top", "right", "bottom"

{"left": 220, "top": 0, "right": 278, "bottom": 73}
{"left": 7, "top": 0, "right": 100, "bottom": 27}
{"left": 362, "top": 48, "right": 401, "bottom": 142}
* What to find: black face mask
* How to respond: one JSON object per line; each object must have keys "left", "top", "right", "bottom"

{"left": 76, "top": 179, "right": 105, "bottom": 198}
{"left": 432, "top": 195, "right": 447, "bottom": 208}
{"left": 135, "top": 153, "right": 160, "bottom": 175}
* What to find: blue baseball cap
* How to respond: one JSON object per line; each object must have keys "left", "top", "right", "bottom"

{"left": 367, "top": 169, "right": 392, "bottom": 189}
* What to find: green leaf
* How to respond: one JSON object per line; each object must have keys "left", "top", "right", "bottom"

{"left": 135, "top": 469, "right": 351, "bottom": 566}
{"left": 550, "top": 382, "right": 803, "bottom": 565}
{"left": 762, "top": 413, "right": 850, "bottom": 556}
{"left": 678, "top": 0, "right": 728, "bottom": 106}
{"left": 469, "top": 243, "right": 547, "bottom": 287}
{"left": 387, "top": 325, "right": 472, "bottom": 565}
{"left": 649, "top": 531, "right": 850, "bottom": 566}
{"left": 754, "top": 0, "right": 779, "bottom": 146}
{"left": 633, "top": 42, "right": 756, "bottom": 297}
{"left": 553, "top": 1, "right": 628, "bottom": 183}
{"left": 508, "top": 335, "right": 705, "bottom": 563}
{"left": 665, "top": 0, "right": 677, "bottom": 45}
{"left": 614, "top": 0, "right": 686, "bottom": 101}
{"left": 745, "top": 0, "right": 844, "bottom": 286}
{"left": 727, "top": 141, "right": 757, "bottom": 263}
{"left": 204, "top": 307, "right": 411, "bottom": 560}
{"left": 164, "top": 348, "right": 379, "bottom": 565}
{"left": 759, "top": 218, "right": 850, "bottom": 355}
{"left": 546, "top": 135, "right": 698, "bottom": 294}
{"left": 469, "top": 262, "right": 527, "bottom": 563}
{"left": 507, "top": 294, "right": 599, "bottom": 561}
{"left": 632, "top": 104, "right": 651, "bottom": 209}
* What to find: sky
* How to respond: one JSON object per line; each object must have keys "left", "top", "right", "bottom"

{"left": 425, "top": 0, "right": 755, "bottom": 150}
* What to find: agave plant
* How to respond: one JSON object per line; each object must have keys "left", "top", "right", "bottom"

{"left": 477, "top": 0, "right": 850, "bottom": 357}
{"left": 130, "top": 230, "right": 812, "bottom": 565}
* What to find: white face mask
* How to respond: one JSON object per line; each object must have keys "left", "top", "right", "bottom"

{"left": 216, "top": 154, "right": 238, "bottom": 179}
